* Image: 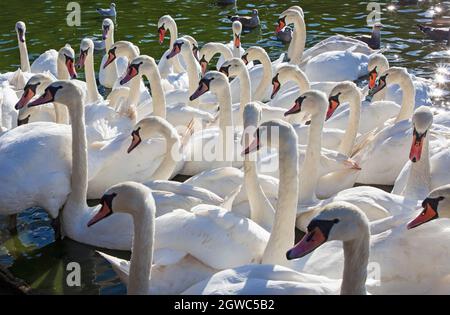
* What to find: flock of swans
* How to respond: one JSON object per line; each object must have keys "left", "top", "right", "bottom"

{"left": 1, "top": 4, "right": 450, "bottom": 295}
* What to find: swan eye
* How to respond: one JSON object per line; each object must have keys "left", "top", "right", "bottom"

{"left": 242, "top": 54, "right": 249, "bottom": 65}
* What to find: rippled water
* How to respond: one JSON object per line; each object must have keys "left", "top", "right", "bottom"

{"left": 0, "top": 0, "right": 450, "bottom": 294}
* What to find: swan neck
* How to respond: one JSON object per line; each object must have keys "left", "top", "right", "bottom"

{"left": 105, "top": 29, "right": 114, "bottom": 51}
{"left": 18, "top": 39, "right": 31, "bottom": 73}
{"left": 217, "top": 87, "right": 234, "bottom": 165}
{"left": 150, "top": 131, "right": 180, "bottom": 180}
{"left": 403, "top": 136, "right": 431, "bottom": 200}
{"left": 253, "top": 52, "right": 273, "bottom": 102}
{"left": 184, "top": 50, "right": 201, "bottom": 108}
{"left": 144, "top": 67, "right": 166, "bottom": 118}
{"left": 289, "top": 14, "right": 306, "bottom": 65}
{"left": 57, "top": 58, "right": 69, "bottom": 80}
{"left": 127, "top": 76, "right": 142, "bottom": 109}
{"left": 299, "top": 111, "right": 325, "bottom": 205}
{"left": 85, "top": 52, "right": 99, "bottom": 104}
{"left": 54, "top": 102, "right": 69, "bottom": 124}
{"left": 128, "top": 204, "right": 154, "bottom": 295}
{"left": 395, "top": 75, "right": 415, "bottom": 123}
{"left": 262, "top": 131, "right": 298, "bottom": 266}
{"left": 67, "top": 99, "right": 88, "bottom": 206}
{"left": 238, "top": 69, "right": 252, "bottom": 127}
{"left": 341, "top": 229, "right": 369, "bottom": 295}
{"left": 338, "top": 92, "right": 361, "bottom": 156}
{"left": 292, "top": 70, "right": 311, "bottom": 92}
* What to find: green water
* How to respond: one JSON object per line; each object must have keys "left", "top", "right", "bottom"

{"left": 0, "top": 0, "right": 449, "bottom": 294}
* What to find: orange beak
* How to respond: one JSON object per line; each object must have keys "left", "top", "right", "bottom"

{"left": 326, "top": 99, "right": 339, "bottom": 120}
{"left": 103, "top": 51, "right": 116, "bottom": 69}
{"left": 234, "top": 35, "right": 241, "bottom": 49}
{"left": 87, "top": 202, "right": 113, "bottom": 227}
{"left": 120, "top": 66, "right": 139, "bottom": 85}
{"left": 286, "top": 227, "right": 327, "bottom": 260}
{"left": 407, "top": 203, "right": 439, "bottom": 230}
{"left": 158, "top": 27, "right": 166, "bottom": 44}
{"left": 66, "top": 58, "right": 77, "bottom": 79}
{"left": 369, "top": 72, "right": 377, "bottom": 89}
{"left": 127, "top": 130, "right": 142, "bottom": 153}
{"left": 409, "top": 130, "right": 426, "bottom": 162}
{"left": 15, "top": 87, "right": 35, "bottom": 110}
{"left": 276, "top": 19, "right": 286, "bottom": 33}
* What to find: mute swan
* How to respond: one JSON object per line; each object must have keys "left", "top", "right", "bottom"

{"left": 277, "top": 8, "right": 373, "bottom": 82}
{"left": 103, "top": 41, "right": 152, "bottom": 110}
{"left": 368, "top": 53, "right": 432, "bottom": 107}
{"left": 99, "top": 19, "right": 128, "bottom": 89}
{"left": 14, "top": 21, "right": 58, "bottom": 78}
{"left": 88, "top": 182, "right": 155, "bottom": 295}
{"left": 180, "top": 71, "right": 243, "bottom": 175}
{"left": 239, "top": 46, "right": 285, "bottom": 102}
{"left": 353, "top": 67, "right": 439, "bottom": 185}
{"left": 184, "top": 201, "right": 372, "bottom": 295}
{"left": 158, "top": 15, "right": 187, "bottom": 78}
{"left": 166, "top": 37, "right": 217, "bottom": 110}
{"left": 393, "top": 107, "right": 450, "bottom": 200}
{"left": 281, "top": 91, "right": 420, "bottom": 231}
{"left": 199, "top": 42, "right": 233, "bottom": 75}
{"left": 219, "top": 58, "right": 286, "bottom": 127}
{"left": 120, "top": 55, "right": 214, "bottom": 131}
{"left": 217, "top": 21, "right": 245, "bottom": 68}
{"left": 298, "top": 195, "right": 450, "bottom": 294}
{"left": 76, "top": 39, "right": 103, "bottom": 104}
{"left": 89, "top": 181, "right": 269, "bottom": 294}
{"left": 407, "top": 184, "right": 450, "bottom": 229}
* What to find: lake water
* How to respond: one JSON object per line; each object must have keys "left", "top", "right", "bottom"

{"left": 0, "top": 0, "right": 449, "bottom": 294}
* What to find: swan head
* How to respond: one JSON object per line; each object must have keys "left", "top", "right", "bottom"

{"left": 219, "top": 58, "right": 245, "bottom": 78}
{"left": 120, "top": 55, "right": 155, "bottom": 85}
{"left": 58, "top": 44, "right": 77, "bottom": 79}
{"left": 167, "top": 37, "right": 191, "bottom": 60}
{"left": 271, "top": 65, "right": 305, "bottom": 99}
{"left": 158, "top": 15, "right": 175, "bottom": 44}
{"left": 104, "top": 41, "right": 135, "bottom": 69}
{"left": 232, "top": 21, "right": 242, "bottom": 48}
{"left": 285, "top": 90, "right": 328, "bottom": 119}
{"left": 277, "top": 7, "right": 304, "bottom": 32}
{"left": 327, "top": 81, "right": 359, "bottom": 120}
{"left": 198, "top": 42, "right": 230, "bottom": 75}
{"left": 241, "top": 46, "right": 266, "bottom": 66}
{"left": 409, "top": 106, "right": 433, "bottom": 163}
{"left": 190, "top": 71, "right": 228, "bottom": 101}
{"left": 77, "top": 38, "right": 94, "bottom": 69}
{"left": 127, "top": 116, "right": 178, "bottom": 154}
{"left": 28, "top": 80, "right": 84, "bottom": 109}
{"left": 15, "top": 73, "right": 56, "bottom": 110}
{"left": 368, "top": 67, "right": 410, "bottom": 98}
{"left": 287, "top": 202, "right": 369, "bottom": 260}
{"left": 183, "top": 35, "right": 200, "bottom": 61}
{"left": 408, "top": 185, "right": 450, "bottom": 230}
{"left": 242, "top": 119, "right": 297, "bottom": 156}
{"left": 15, "top": 21, "right": 26, "bottom": 43}
{"left": 87, "top": 182, "right": 155, "bottom": 227}
{"left": 368, "top": 54, "right": 389, "bottom": 89}
{"left": 102, "top": 18, "right": 114, "bottom": 40}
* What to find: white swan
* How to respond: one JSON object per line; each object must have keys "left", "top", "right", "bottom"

{"left": 199, "top": 42, "right": 233, "bottom": 75}
{"left": 219, "top": 58, "right": 286, "bottom": 127}
{"left": 88, "top": 181, "right": 269, "bottom": 294}
{"left": 157, "top": 15, "right": 187, "bottom": 78}
{"left": 99, "top": 19, "right": 128, "bottom": 89}
{"left": 277, "top": 8, "right": 374, "bottom": 82}
{"left": 120, "top": 55, "right": 214, "bottom": 130}
{"left": 166, "top": 37, "right": 217, "bottom": 111}
{"left": 217, "top": 21, "right": 245, "bottom": 68}
{"left": 180, "top": 71, "right": 243, "bottom": 175}
{"left": 368, "top": 53, "right": 432, "bottom": 107}
{"left": 14, "top": 21, "right": 58, "bottom": 78}
{"left": 393, "top": 106, "right": 450, "bottom": 200}
{"left": 298, "top": 191, "right": 450, "bottom": 294}
{"left": 353, "top": 67, "right": 437, "bottom": 185}
{"left": 184, "top": 201, "right": 372, "bottom": 295}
